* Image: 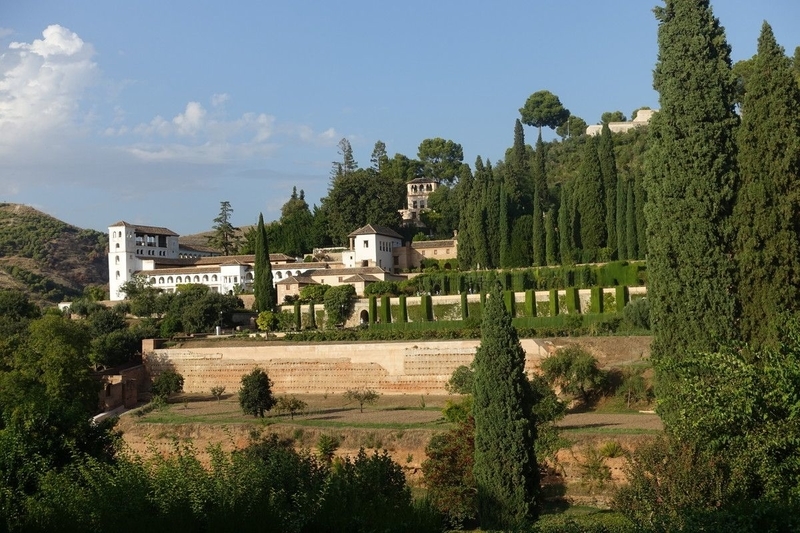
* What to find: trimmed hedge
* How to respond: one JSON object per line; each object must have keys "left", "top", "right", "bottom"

{"left": 405, "top": 261, "right": 646, "bottom": 296}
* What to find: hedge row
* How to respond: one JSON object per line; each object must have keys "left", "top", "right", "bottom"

{"left": 406, "top": 261, "right": 646, "bottom": 296}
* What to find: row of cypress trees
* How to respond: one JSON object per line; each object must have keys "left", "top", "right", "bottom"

{"left": 457, "top": 122, "right": 648, "bottom": 273}
{"left": 646, "top": 1, "right": 800, "bottom": 414}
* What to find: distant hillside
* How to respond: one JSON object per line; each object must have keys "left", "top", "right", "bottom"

{"left": 0, "top": 203, "right": 108, "bottom": 304}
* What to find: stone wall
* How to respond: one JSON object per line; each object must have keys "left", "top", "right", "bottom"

{"left": 143, "top": 338, "right": 554, "bottom": 396}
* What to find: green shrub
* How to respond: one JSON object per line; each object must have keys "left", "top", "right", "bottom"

{"left": 623, "top": 297, "right": 650, "bottom": 329}
{"left": 151, "top": 370, "right": 184, "bottom": 399}
{"left": 565, "top": 287, "right": 580, "bottom": 314}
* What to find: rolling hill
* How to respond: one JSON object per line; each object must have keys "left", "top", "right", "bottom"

{"left": 0, "top": 203, "right": 108, "bottom": 305}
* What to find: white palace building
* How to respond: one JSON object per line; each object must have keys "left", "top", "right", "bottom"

{"left": 108, "top": 221, "right": 458, "bottom": 302}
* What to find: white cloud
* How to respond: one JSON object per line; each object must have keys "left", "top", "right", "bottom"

{"left": 211, "top": 93, "right": 229, "bottom": 107}
{"left": 0, "top": 24, "right": 96, "bottom": 152}
{"left": 172, "top": 101, "right": 206, "bottom": 136}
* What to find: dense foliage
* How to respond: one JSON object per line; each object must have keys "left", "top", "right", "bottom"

{"left": 644, "top": 0, "right": 739, "bottom": 373}
{"left": 238, "top": 367, "right": 276, "bottom": 418}
{"left": 732, "top": 22, "right": 800, "bottom": 351}
{"left": 253, "top": 213, "right": 275, "bottom": 313}
{"left": 472, "top": 283, "right": 539, "bottom": 529}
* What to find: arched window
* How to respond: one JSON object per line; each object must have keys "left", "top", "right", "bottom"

{"left": 159, "top": 277, "right": 165, "bottom": 283}
{"left": 167, "top": 276, "right": 173, "bottom": 283}
{"left": 115, "top": 243, "right": 120, "bottom": 249}
{"left": 295, "top": 270, "right": 300, "bottom": 276}
{"left": 212, "top": 275, "right": 218, "bottom": 282}
{"left": 150, "top": 277, "right": 156, "bottom": 284}
{"left": 115, "top": 271, "right": 120, "bottom": 280}
{"left": 202, "top": 275, "right": 208, "bottom": 282}
{"left": 115, "top": 256, "right": 119, "bottom": 264}
{"left": 193, "top": 275, "right": 200, "bottom": 282}
{"left": 276, "top": 271, "right": 282, "bottom": 279}
{"left": 176, "top": 276, "right": 182, "bottom": 283}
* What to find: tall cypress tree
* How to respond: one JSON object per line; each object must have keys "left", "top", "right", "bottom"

{"left": 545, "top": 209, "right": 558, "bottom": 265}
{"left": 645, "top": 0, "right": 739, "bottom": 383}
{"left": 484, "top": 161, "right": 502, "bottom": 268}
{"left": 456, "top": 164, "right": 476, "bottom": 270}
{"left": 558, "top": 184, "right": 574, "bottom": 265}
{"left": 471, "top": 157, "right": 491, "bottom": 270}
{"left": 598, "top": 124, "right": 618, "bottom": 258}
{"left": 532, "top": 193, "right": 545, "bottom": 266}
{"left": 253, "top": 213, "right": 275, "bottom": 312}
{"left": 473, "top": 282, "right": 539, "bottom": 529}
{"left": 532, "top": 133, "right": 547, "bottom": 266}
{"left": 733, "top": 22, "right": 800, "bottom": 349}
{"left": 576, "top": 136, "right": 606, "bottom": 262}
{"left": 625, "top": 180, "right": 637, "bottom": 260}
{"left": 499, "top": 184, "right": 511, "bottom": 268}
{"left": 616, "top": 174, "right": 627, "bottom": 260}
{"left": 508, "top": 119, "right": 532, "bottom": 212}
{"left": 634, "top": 173, "right": 647, "bottom": 259}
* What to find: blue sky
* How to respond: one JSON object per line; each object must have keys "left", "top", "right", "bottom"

{"left": 1, "top": 1, "right": 797, "bottom": 235}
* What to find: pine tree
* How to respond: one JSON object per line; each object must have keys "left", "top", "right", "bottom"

{"left": 473, "top": 282, "right": 539, "bottom": 529}
{"left": 558, "top": 185, "right": 574, "bottom": 265}
{"left": 208, "top": 201, "right": 238, "bottom": 256}
{"left": 616, "top": 174, "right": 627, "bottom": 260}
{"left": 253, "top": 213, "right": 275, "bottom": 312}
{"left": 733, "top": 22, "right": 800, "bottom": 349}
{"left": 532, "top": 134, "right": 547, "bottom": 266}
{"left": 598, "top": 124, "right": 618, "bottom": 258}
{"left": 576, "top": 136, "right": 606, "bottom": 262}
{"left": 645, "top": 0, "right": 739, "bottom": 381}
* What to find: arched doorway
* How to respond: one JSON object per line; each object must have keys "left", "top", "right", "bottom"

{"left": 360, "top": 309, "right": 369, "bottom": 324}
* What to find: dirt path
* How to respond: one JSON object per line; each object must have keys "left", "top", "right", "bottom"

{"left": 558, "top": 412, "right": 662, "bottom": 432}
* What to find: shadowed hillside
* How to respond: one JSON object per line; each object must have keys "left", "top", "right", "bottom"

{"left": 0, "top": 203, "right": 108, "bottom": 304}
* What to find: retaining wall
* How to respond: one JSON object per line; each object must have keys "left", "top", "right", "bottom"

{"left": 143, "top": 338, "right": 553, "bottom": 396}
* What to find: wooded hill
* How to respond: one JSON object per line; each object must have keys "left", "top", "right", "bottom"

{"left": 0, "top": 203, "right": 107, "bottom": 304}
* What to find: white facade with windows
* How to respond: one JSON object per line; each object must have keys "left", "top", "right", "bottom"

{"left": 343, "top": 224, "right": 403, "bottom": 270}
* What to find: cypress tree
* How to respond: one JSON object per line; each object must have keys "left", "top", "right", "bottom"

{"left": 532, "top": 134, "right": 547, "bottom": 266}
{"left": 508, "top": 119, "right": 531, "bottom": 212}
{"left": 471, "top": 157, "right": 491, "bottom": 270}
{"left": 634, "top": 174, "right": 647, "bottom": 259}
{"left": 532, "top": 192, "right": 545, "bottom": 266}
{"left": 533, "top": 132, "right": 549, "bottom": 210}
{"left": 473, "top": 282, "right": 539, "bottom": 529}
{"left": 733, "top": 22, "right": 800, "bottom": 349}
{"left": 558, "top": 185, "right": 574, "bottom": 265}
{"left": 499, "top": 184, "right": 511, "bottom": 267}
{"left": 645, "top": 0, "right": 739, "bottom": 388}
{"left": 576, "top": 136, "right": 606, "bottom": 262}
{"left": 598, "top": 124, "right": 618, "bottom": 258}
{"left": 508, "top": 215, "right": 533, "bottom": 268}
{"left": 545, "top": 209, "right": 558, "bottom": 265}
{"left": 253, "top": 213, "right": 275, "bottom": 312}
{"left": 625, "top": 180, "right": 638, "bottom": 260}
{"left": 484, "top": 161, "right": 502, "bottom": 268}
{"left": 456, "top": 164, "right": 476, "bottom": 270}
{"left": 616, "top": 174, "right": 627, "bottom": 260}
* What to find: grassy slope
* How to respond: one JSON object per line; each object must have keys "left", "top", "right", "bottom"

{"left": 0, "top": 203, "right": 108, "bottom": 304}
